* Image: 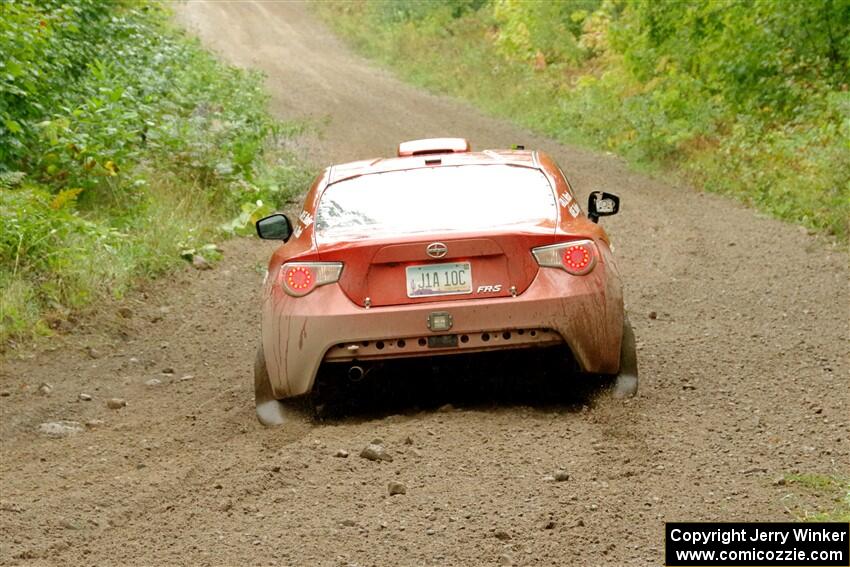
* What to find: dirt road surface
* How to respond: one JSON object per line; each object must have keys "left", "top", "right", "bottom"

{"left": 1, "top": 2, "right": 847, "bottom": 566}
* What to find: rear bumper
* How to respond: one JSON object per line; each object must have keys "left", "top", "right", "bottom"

{"left": 261, "top": 265, "right": 623, "bottom": 398}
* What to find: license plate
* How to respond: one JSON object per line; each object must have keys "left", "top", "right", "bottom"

{"left": 406, "top": 262, "right": 472, "bottom": 298}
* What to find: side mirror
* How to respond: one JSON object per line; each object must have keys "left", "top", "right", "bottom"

{"left": 256, "top": 213, "right": 292, "bottom": 241}
{"left": 587, "top": 191, "right": 620, "bottom": 223}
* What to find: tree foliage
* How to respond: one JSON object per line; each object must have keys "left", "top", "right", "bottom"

{"left": 613, "top": 0, "right": 850, "bottom": 116}
{"left": 492, "top": 0, "right": 600, "bottom": 64}
{"left": 0, "top": 0, "right": 308, "bottom": 343}
{"left": 320, "top": 0, "right": 850, "bottom": 240}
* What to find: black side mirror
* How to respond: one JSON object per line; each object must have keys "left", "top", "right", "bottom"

{"left": 256, "top": 213, "right": 292, "bottom": 241}
{"left": 587, "top": 191, "right": 620, "bottom": 223}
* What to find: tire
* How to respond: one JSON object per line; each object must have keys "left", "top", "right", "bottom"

{"left": 254, "top": 344, "right": 286, "bottom": 426}
{"left": 611, "top": 314, "right": 639, "bottom": 398}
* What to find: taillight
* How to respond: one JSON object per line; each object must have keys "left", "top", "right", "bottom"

{"left": 532, "top": 240, "right": 598, "bottom": 275}
{"left": 280, "top": 262, "right": 343, "bottom": 296}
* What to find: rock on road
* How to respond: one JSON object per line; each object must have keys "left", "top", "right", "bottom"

{"left": 0, "top": 1, "right": 847, "bottom": 565}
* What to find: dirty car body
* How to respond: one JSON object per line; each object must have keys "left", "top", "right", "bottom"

{"left": 254, "top": 138, "right": 637, "bottom": 425}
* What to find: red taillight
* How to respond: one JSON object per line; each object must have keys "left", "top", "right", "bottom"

{"left": 562, "top": 244, "right": 593, "bottom": 273}
{"left": 279, "top": 262, "right": 343, "bottom": 297}
{"left": 532, "top": 239, "right": 598, "bottom": 275}
{"left": 283, "top": 266, "right": 316, "bottom": 295}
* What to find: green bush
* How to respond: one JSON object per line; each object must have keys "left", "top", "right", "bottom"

{"left": 317, "top": 0, "right": 850, "bottom": 241}
{"left": 0, "top": 0, "right": 311, "bottom": 344}
{"left": 492, "top": 0, "right": 598, "bottom": 65}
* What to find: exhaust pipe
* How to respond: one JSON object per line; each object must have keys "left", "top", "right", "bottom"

{"left": 348, "top": 365, "right": 365, "bottom": 382}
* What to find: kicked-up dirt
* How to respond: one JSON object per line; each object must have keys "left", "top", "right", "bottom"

{"left": 1, "top": 2, "right": 847, "bottom": 565}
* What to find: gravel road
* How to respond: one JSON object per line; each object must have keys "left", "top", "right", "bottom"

{"left": 1, "top": 2, "right": 847, "bottom": 565}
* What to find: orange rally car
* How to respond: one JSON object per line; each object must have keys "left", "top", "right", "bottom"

{"left": 253, "top": 138, "right": 638, "bottom": 425}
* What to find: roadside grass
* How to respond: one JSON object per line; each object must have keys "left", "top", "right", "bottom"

{"left": 315, "top": 1, "right": 849, "bottom": 242}
{"left": 0, "top": 1, "right": 312, "bottom": 347}
{"left": 782, "top": 473, "right": 850, "bottom": 522}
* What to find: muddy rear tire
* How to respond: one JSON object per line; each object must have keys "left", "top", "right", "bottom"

{"left": 254, "top": 344, "right": 287, "bottom": 426}
{"left": 612, "top": 315, "right": 639, "bottom": 398}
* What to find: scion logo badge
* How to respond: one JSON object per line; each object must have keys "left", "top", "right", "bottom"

{"left": 426, "top": 242, "right": 448, "bottom": 259}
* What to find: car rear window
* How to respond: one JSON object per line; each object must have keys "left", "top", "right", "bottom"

{"left": 315, "top": 165, "right": 556, "bottom": 240}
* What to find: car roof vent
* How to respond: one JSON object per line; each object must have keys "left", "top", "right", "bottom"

{"left": 397, "top": 137, "right": 471, "bottom": 157}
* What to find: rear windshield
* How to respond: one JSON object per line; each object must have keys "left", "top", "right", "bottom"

{"left": 315, "top": 165, "right": 556, "bottom": 240}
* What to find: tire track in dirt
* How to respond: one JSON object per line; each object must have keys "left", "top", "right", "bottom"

{"left": 1, "top": 1, "right": 847, "bottom": 565}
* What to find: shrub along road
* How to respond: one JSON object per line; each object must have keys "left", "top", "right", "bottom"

{"left": 1, "top": 2, "right": 847, "bottom": 565}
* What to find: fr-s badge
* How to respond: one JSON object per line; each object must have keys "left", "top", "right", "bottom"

{"left": 476, "top": 284, "right": 502, "bottom": 293}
